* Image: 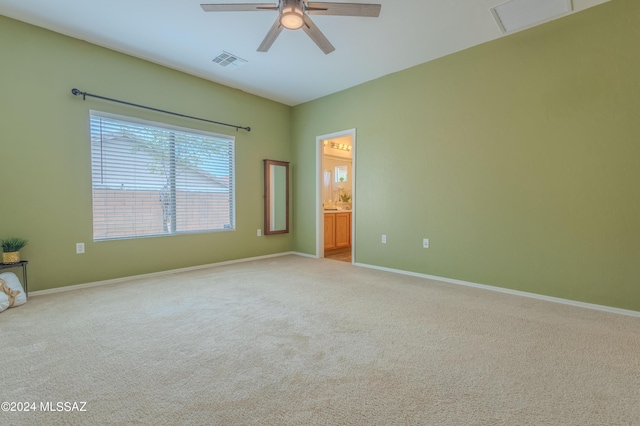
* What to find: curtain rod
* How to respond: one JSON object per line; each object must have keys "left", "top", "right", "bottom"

{"left": 71, "top": 88, "right": 251, "bottom": 132}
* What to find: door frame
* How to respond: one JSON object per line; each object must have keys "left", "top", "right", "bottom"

{"left": 316, "top": 128, "right": 356, "bottom": 261}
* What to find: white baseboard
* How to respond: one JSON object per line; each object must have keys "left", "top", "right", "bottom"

{"left": 354, "top": 262, "right": 640, "bottom": 318}
{"left": 291, "top": 251, "right": 319, "bottom": 259}
{"left": 29, "top": 252, "right": 296, "bottom": 297}
{"left": 29, "top": 252, "right": 640, "bottom": 318}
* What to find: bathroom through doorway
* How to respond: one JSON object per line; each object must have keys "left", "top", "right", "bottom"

{"left": 316, "top": 129, "right": 356, "bottom": 263}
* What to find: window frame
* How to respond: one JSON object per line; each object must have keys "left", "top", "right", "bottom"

{"left": 335, "top": 165, "right": 348, "bottom": 183}
{"left": 89, "top": 110, "right": 236, "bottom": 241}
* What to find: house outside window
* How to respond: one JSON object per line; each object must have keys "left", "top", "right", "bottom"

{"left": 90, "top": 111, "right": 235, "bottom": 241}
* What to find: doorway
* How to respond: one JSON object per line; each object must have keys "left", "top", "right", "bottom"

{"left": 316, "top": 129, "right": 356, "bottom": 263}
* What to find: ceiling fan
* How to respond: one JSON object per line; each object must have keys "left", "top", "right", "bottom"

{"left": 200, "top": 0, "right": 382, "bottom": 54}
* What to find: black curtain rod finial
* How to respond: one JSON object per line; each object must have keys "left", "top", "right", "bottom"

{"left": 71, "top": 88, "right": 86, "bottom": 100}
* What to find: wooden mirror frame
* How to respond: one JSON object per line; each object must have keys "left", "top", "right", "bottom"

{"left": 264, "top": 159, "right": 290, "bottom": 235}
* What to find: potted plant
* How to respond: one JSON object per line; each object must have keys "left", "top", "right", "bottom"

{"left": 339, "top": 192, "right": 352, "bottom": 210}
{"left": 1, "top": 238, "right": 28, "bottom": 264}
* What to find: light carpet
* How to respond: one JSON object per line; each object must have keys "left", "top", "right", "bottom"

{"left": 1, "top": 255, "right": 639, "bottom": 425}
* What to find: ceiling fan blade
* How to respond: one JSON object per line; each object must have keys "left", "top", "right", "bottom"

{"left": 301, "top": 14, "right": 335, "bottom": 55}
{"left": 201, "top": 3, "right": 278, "bottom": 12}
{"left": 305, "top": 2, "right": 381, "bottom": 17}
{"left": 257, "top": 18, "right": 284, "bottom": 52}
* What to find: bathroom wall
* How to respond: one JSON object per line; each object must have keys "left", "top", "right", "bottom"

{"left": 323, "top": 137, "right": 353, "bottom": 209}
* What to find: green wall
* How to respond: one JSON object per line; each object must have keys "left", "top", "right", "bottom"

{"left": 3, "top": 1, "right": 640, "bottom": 311}
{"left": 0, "top": 15, "right": 292, "bottom": 291}
{"left": 292, "top": 0, "right": 640, "bottom": 311}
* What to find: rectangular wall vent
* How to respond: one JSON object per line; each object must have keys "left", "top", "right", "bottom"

{"left": 491, "top": 0, "right": 572, "bottom": 33}
{"left": 212, "top": 51, "right": 248, "bottom": 69}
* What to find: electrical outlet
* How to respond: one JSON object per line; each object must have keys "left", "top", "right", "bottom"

{"left": 257, "top": 229, "right": 262, "bottom": 237}
{"left": 382, "top": 234, "right": 387, "bottom": 244}
{"left": 76, "top": 242, "right": 85, "bottom": 254}
{"left": 423, "top": 238, "right": 429, "bottom": 249}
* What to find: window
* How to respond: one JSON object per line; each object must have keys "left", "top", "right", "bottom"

{"left": 335, "top": 165, "right": 348, "bottom": 183}
{"left": 90, "top": 111, "right": 235, "bottom": 241}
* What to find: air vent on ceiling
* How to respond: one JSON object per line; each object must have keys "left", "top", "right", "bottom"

{"left": 212, "top": 51, "right": 248, "bottom": 69}
{"left": 491, "top": 0, "right": 572, "bottom": 33}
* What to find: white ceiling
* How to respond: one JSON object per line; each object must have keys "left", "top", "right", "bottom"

{"left": 0, "top": 0, "right": 609, "bottom": 106}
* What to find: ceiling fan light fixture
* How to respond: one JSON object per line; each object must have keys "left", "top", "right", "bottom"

{"left": 201, "top": 1, "right": 382, "bottom": 53}
{"left": 280, "top": 6, "right": 305, "bottom": 30}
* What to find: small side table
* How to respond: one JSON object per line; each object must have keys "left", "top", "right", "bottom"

{"left": 0, "top": 260, "right": 29, "bottom": 298}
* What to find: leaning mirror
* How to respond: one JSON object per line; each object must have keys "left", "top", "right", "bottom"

{"left": 264, "top": 159, "right": 290, "bottom": 235}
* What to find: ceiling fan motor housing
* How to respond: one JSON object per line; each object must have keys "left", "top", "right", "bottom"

{"left": 280, "top": 0, "right": 305, "bottom": 30}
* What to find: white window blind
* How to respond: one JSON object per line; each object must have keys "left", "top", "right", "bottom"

{"left": 90, "top": 111, "right": 235, "bottom": 241}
